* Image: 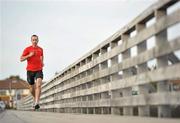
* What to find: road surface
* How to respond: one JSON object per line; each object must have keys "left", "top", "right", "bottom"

{"left": 0, "top": 110, "right": 180, "bottom": 123}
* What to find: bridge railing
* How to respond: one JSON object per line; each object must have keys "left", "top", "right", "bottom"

{"left": 17, "top": 0, "right": 180, "bottom": 118}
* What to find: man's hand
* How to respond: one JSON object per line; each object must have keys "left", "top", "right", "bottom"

{"left": 28, "top": 52, "right": 35, "bottom": 57}
{"left": 20, "top": 52, "right": 35, "bottom": 62}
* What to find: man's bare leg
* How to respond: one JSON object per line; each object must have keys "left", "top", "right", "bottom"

{"left": 29, "top": 85, "right": 35, "bottom": 108}
{"left": 29, "top": 85, "right": 35, "bottom": 98}
{"left": 35, "top": 78, "right": 42, "bottom": 104}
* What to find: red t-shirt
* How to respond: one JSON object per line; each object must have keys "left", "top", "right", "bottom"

{"left": 22, "top": 46, "right": 43, "bottom": 71}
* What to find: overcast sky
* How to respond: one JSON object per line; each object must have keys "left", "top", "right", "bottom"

{"left": 0, "top": 0, "right": 162, "bottom": 81}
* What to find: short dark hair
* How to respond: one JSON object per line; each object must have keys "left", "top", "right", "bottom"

{"left": 31, "top": 34, "right": 38, "bottom": 38}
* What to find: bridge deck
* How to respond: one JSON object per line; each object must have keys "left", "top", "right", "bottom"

{"left": 0, "top": 110, "right": 179, "bottom": 123}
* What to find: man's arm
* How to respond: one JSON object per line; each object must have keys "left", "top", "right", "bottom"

{"left": 40, "top": 49, "right": 44, "bottom": 67}
{"left": 40, "top": 55, "right": 44, "bottom": 67}
{"left": 20, "top": 52, "right": 34, "bottom": 62}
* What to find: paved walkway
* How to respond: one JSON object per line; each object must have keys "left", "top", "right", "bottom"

{"left": 0, "top": 110, "right": 180, "bottom": 123}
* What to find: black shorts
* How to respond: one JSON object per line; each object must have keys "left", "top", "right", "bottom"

{"left": 27, "top": 70, "right": 43, "bottom": 85}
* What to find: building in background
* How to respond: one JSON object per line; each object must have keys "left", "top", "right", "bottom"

{"left": 0, "top": 75, "right": 30, "bottom": 109}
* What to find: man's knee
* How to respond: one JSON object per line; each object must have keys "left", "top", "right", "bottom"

{"left": 35, "top": 78, "right": 42, "bottom": 88}
{"left": 35, "top": 84, "right": 41, "bottom": 89}
{"left": 36, "top": 78, "right": 42, "bottom": 82}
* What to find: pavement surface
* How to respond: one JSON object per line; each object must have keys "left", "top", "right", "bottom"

{"left": 0, "top": 110, "right": 180, "bottom": 123}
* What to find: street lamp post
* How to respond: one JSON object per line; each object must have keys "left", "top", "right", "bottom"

{"left": 9, "top": 80, "right": 12, "bottom": 108}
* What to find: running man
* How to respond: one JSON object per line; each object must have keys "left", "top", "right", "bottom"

{"left": 20, "top": 35, "right": 44, "bottom": 110}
